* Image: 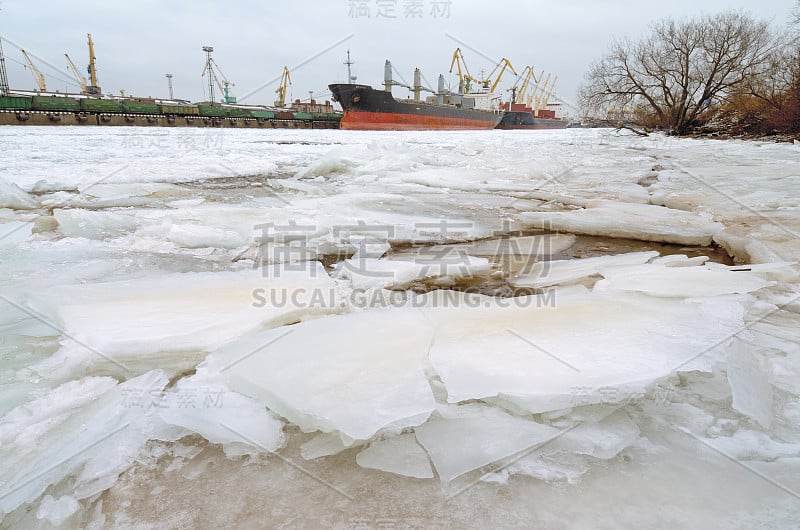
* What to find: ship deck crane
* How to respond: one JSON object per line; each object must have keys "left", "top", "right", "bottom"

{"left": 65, "top": 53, "right": 88, "bottom": 94}
{"left": 21, "top": 50, "right": 46, "bottom": 92}
{"left": 383, "top": 61, "right": 434, "bottom": 100}
{"left": 201, "top": 55, "right": 236, "bottom": 104}
{"left": 274, "top": 66, "right": 291, "bottom": 107}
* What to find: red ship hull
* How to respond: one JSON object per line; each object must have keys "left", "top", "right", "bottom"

{"left": 340, "top": 110, "right": 499, "bottom": 131}
{"left": 330, "top": 84, "right": 502, "bottom": 131}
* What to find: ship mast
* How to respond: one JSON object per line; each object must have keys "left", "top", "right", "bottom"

{"left": 344, "top": 50, "right": 356, "bottom": 84}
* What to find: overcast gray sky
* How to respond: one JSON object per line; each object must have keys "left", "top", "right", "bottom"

{"left": 0, "top": 1, "right": 795, "bottom": 112}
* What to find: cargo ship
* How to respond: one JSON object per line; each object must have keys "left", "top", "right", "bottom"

{"left": 496, "top": 102, "right": 569, "bottom": 130}
{"left": 330, "top": 83, "right": 503, "bottom": 131}
{"left": 329, "top": 57, "right": 503, "bottom": 131}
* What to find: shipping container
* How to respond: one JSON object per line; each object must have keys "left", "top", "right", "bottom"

{"left": 121, "top": 100, "right": 161, "bottom": 114}
{"left": 79, "top": 98, "right": 124, "bottom": 113}
{"left": 31, "top": 96, "right": 81, "bottom": 112}
{"left": 159, "top": 104, "right": 199, "bottom": 116}
{"left": 197, "top": 105, "right": 227, "bottom": 117}
{"left": 0, "top": 96, "right": 33, "bottom": 110}
{"left": 312, "top": 112, "right": 342, "bottom": 121}
{"left": 274, "top": 111, "right": 295, "bottom": 120}
{"left": 292, "top": 112, "right": 314, "bottom": 120}
{"left": 225, "top": 108, "right": 252, "bottom": 118}
{"left": 251, "top": 110, "right": 275, "bottom": 119}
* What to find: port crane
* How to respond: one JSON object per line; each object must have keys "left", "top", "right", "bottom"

{"left": 21, "top": 50, "right": 47, "bottom": 92}
{"left": 477, "top": 58, "right": 516, "bottom": 92}
{"left": 527, "top": 73, "right": 548, "bottom": 109}
{"left": 274, "top": 66, "right": 291, "bottom": 107}
{"left": 508, "top": 66, "right": 537, "bottom": 105}
{"left": 65, "top": 53, "right": 88, "bottom": 94}
{"left": 64, "top": 34, "right": 101, "bottom": 95}
{"left": 530, "top": 74, "right": 557, "bottom": 111}
{"left": 86, "top": 34, "right": 100, "bottom": 95}
{"left": 541, "top": 75, "right": 558, "bottom": 110}
{"left": 448, "top": 48, "right": 516, "bottom": 94}
{"left": 201, "top": 52, "right": 236, "bottom": 104}
{"left": 449, "top": 48, "right": 474, "bottom": 93}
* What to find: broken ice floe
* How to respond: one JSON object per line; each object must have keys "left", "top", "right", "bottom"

{"left": 593, "top": 262, "right": 772, "bottom": 297}
{"left": 520, "top": 200, "right": 724, "bottom": 246}
{"left": 3, "top": 128, "right": 799, "bottom": 523}
{"left": 194, "top": 260, "right": 764, "bottom": 482}
{"left": 356, "top": 433, "right": 434, "bottom": 479}
{"left": 0, "top": 371, "right": 168, "bottom": 515}
{"left": 334, "top": 255, "right": 492, "bottom": 289}
{"left": 24, "top": 264, "right": 341, "bottom": 380}
{"left": 208, "top": 308, "right": 437, "bottom": 441}
{"left": 510, "top": 251, "right": 658, "bottom": 288}
{"left": 0, "top": 179, "right": 37, "bottom": 210}
{"left": 414, "top": 404, "right": 558, "bottom": 483}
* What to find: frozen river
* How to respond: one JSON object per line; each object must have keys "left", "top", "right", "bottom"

{"left": 0, "top": 126, "right": 799, "bottom": 529}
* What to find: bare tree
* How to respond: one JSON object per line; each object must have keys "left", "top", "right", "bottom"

{"left": 743, "top": 44, "right": 799, "bottom": 109}
{"left": 580, "top": 11, "right": 779, "bottom": 135}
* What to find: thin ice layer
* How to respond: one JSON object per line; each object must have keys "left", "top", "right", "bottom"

{"left": 356, "top": 433, "right": 434, "bottom": 479}
{"left": 414, "top": 404, "right": 558, "bottom": 483}
{"left": 300, "top": 432, "right": 355, "bottom": 460}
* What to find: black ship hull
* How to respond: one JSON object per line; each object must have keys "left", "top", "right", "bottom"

{"left": 329, "top": 84, "right": 503, "bottom": 130}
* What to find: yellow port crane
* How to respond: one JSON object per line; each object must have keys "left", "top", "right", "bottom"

{"left": 534, "top": 75, "right": 558, "bottom": 111}
{"left": 274, "top": 66, "right": 291, "bottom": 107}
{"left": 21, "top": 50, "right": 46, "bottom": 92}
{"left": 479, "top": 57, "right": 516, "bottom": 93}
{"left": 541, "top": 75, "right": 558, "bottom": 110}
{"left": 65, "top": 53, "right": 88, "bottom": 94}
{"left": 528, "top": 73, "right": 550, "bottom": 109}
{"left": 449, "top": 48, "right": 474, "bottom": 93}
{"left": 86, "top": 33, "right": 100, "bottom": 95}
{"left": 508, "top": 65, "right": 537, "bottom": 104}
{"left": 448, "top": 48, "right": 516, "bottom": 94}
